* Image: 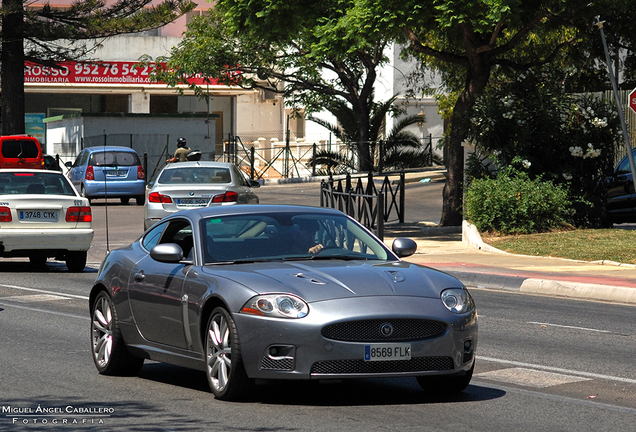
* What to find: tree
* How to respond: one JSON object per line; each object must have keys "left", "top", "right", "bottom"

{"left": 150, "top": 2, "right": 394, "bottom": 172}
{"left": 356, "top": 0, "right": 636, "bottom": 225}
{"left": 307, "top": 94, "right": 430, "bottom": 174}
{"left": 0, "top": 0, "right": 195, "bottom": 135}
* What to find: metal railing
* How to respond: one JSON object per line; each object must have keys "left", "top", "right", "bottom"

{"left": 319, "top": 172, "right": 405, "bottom": 240}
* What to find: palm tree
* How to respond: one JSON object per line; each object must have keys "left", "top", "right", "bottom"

{"left": 307, "top": 95, "right": 432, "bottom": 175}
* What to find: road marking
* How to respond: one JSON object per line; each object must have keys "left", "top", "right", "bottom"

{"left": 0, "top": 301, "right": 88, "bottom": 320}
{"left": 470, "top": 381, "right": 636, "bottom": 416}
{"left": 0, "top": 283, "right": 89, "bottom": 300}
{"left": 528, "top": 321, "right": 612, "bottom": 333}
{"left": 2, "top": 294, "right": 68, "bottom": 303}
{"left": 478, "top": 356, "right": 636, "bottom": 385}
{"left": 475, "top": 367, "right": 591, "bottom": 388}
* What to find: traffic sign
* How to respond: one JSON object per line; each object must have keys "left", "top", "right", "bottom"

{"left": 630, "top": 88, "right": 636, "bottom": 114}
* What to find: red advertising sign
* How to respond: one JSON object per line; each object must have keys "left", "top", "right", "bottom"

{"left": 24, "top": 61, "right": 218, "bottom": 86}
{"left": 630, "top": 88, "right": 636, "bottom": 114}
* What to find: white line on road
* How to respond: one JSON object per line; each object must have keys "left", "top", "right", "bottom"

{"left": 0, "top": 284, "right": 89, "bottom": 300}
{"left": 478, "top": 356, "right": 636, "bottom": 385}
{"left": 527, "top": 321, "right": 612, "bottom": 333}
{"left": 0, "top": 301, "right": 88, "bottom": 320}
{"left": 470, "top": 380, "right": 636, "bottom": 416}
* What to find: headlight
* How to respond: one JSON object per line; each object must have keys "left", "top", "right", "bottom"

{"left": 241, "top": 294, "right": 309, "bottom": 319}
{"left": 441, "top": 288, "right": 475, "bottom": 314}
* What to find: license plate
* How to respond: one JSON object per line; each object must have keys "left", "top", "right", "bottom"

{"left": 177, "top": 198, "right": 208, "bottom": 206}
{"left": 19, "top": 210, "right": 59, "bottom": 222}
{"left": 106, "top": 169, "right": 127, "bottom": 177}
{"left": 364, "top": 344, "right": 411, "bottom": 362}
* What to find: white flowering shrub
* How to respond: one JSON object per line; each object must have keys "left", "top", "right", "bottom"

{"left": 467, "top": 69, "right": 621, "bottom": 228}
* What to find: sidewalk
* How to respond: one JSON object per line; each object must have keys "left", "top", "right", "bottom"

{"left": 383, "top": 222, "right": 636, "bottom": 306}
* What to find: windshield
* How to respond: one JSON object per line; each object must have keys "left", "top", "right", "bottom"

{"left": 158, "top": 167, "right": 231, "bottom": 185}
{"left": 201, "top": 212, "right": 391, "bottom": 264}
{"left": 89, "top": 151, "right": 140, "bottom": 167}
{"left": 0, "top": 171, "right": 76, "bottom": 196}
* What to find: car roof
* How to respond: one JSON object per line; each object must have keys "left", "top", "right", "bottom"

{"left": 0, "top": 168, "right": 63, "bottom": 174}
{"left": 83, "top": 146, "right": 140, "bottom": 153}
{"left": 167, "top": 205, "right": 345, "bottom": 224}
{"left": 160, "top": 161, "right": 234, "bottom": 170}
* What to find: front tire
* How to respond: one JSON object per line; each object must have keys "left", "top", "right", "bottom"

{"left": 205, "top": 307, "right": 253, "bottom": 400}
{"left": 136, "top": 196, "right": 145, "bottom": 205}
{"left": 90, "top": 291, "right": 144, "bottom": 376}
{"left": 65, "top": 251, "right": 87, "bottom": 272}
{"left": 417, "top": 362, "right": 474, "bottom": 395}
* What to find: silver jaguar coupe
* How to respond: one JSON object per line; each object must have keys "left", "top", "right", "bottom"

{"left": 89, "top": 205, "right": 477, "bottom": 400}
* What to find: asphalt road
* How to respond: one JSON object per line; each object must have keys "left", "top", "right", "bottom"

{"left": 1, "top": 180, "right": 635, "bottom": 431}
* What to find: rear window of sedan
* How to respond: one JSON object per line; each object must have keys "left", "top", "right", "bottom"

{"left": 0, "top": 172, "right": 77, "bottom": 195}
{"left": 158, "top": 167, "right": 231, "bottom": 185}
{"left": 89, "top": 151, "right": 140, "bottom": 167}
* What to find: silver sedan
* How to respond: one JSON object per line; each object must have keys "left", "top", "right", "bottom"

{"left": 144, "top": 161, "right": 259, "bottom": 229}
{"left": 90, "top": 205, "right": 477, "bottom": 401}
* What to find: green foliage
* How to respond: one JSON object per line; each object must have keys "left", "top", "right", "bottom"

{"left": 306, "top": 94, "right": 430, "bottom": 172}
{"left": 152, "top": 0, "right": 397, "bottom": 171}
{"left": 468, "top": 67, "right": 621, "bottom": 227}
{"left": 465, "top": 160, "right": 572, "bottom": 234}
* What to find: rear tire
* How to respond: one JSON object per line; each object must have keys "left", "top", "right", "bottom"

{"left": 90, "top": 291, "right": 144, "bottom": 376}
{"left": 417, "top": 363, "right": 474, "bottom": 395}
{"left": 136, "top": 196, "right": 145, "bottom": 205}
{"left": 81, "top": 185, "right": 91, "bottom": 204}
{"left": 120, "top": 197, "right": 130, "bottom": 205}
{"left": 65, "top": 251, "right": 87, "bottom": 272}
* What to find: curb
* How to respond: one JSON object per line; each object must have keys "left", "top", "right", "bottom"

{"left": 455, "top": 221, "right": 636, "bottom": 305}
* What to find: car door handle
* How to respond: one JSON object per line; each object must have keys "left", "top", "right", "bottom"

{"left": 134, "top": 271, "right": 145, "bottom": 282}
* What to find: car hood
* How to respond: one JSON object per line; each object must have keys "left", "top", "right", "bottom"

{"left": 200, "top": 260, "right": 462, "bottom": 303}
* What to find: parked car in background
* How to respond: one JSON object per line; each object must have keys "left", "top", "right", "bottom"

{"left": 0, "top": 169, "right": 93, "bottom": 271}
{"left": 143, "top": 161, "right": 260, "bottom": 229}
{"left": 604, "top": 149, "right": 636, "bottom": 224}
{"left": 67, "top": 146, "right": 145, "bottom": 205}
{"left": 43, "top": 154, "right": 63, "bottom": 171}
{"left": 0, "top": 135, "right": 44, "bottom": 169}
{"left": 89, "top": 205, "right": 477, "bottom": 401}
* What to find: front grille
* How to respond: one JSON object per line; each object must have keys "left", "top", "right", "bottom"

{"left": 322, "top": 319, "right": 445, "bottom": 342}
{"left": 310, "top": 356, "right": 454, "bottom": 375}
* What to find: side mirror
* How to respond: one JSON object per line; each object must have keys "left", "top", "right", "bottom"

{"left": 392, "top": 238, "right": 417, "bottom": 258}
{"left": 150, "top": 243, "right": 184, "bottom": 263}
{"left": 65, "top": 161, "right": 73, "bottom": 168}
{"left": 249, "top": 179, "right": 261, "bottom": 188}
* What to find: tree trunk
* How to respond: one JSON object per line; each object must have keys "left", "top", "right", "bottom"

{"left": 1, "top": 0, "right": 26, "bottom": 135}
{"left": 439, "top": 53, "right": 491, "bottom": 226}
{"left": 355, "top": 101, "right": 373, "bottom": 172}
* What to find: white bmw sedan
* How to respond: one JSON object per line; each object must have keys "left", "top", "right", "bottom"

{"left": 0, "top": 169, "right": 94, "bottom": 272}
{"left": 144, "top": 161, "right": 260, "bottom": 230}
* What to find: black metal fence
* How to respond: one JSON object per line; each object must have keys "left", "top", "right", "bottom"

{"left": 225, "top": 134, "right": 436, "bottom": 181}
{"left": 319, "top": 172, "right": 405, "bottom": 240}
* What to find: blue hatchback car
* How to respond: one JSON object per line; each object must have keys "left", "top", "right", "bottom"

{"left": 67, "top": 146, "right": 146, "bottom": 205}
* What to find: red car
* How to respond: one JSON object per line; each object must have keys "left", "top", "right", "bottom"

{"left": 0, "top": 135, "right": 44, "bottom": 169}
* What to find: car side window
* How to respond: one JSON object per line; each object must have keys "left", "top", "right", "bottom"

{"left": 79, "top": 151, "right": 89, "bottom": 167}
{"left": 233, "top": 166, "right": 249, "bottom": 186}
{"left": 617, "top": 155, "right": 634, "bottom": 175}
{"left": 142, "top": 222, "right": 167, "bottom": 252}
{"left": 158, "top": 220, "right": 194, "bottom": 261}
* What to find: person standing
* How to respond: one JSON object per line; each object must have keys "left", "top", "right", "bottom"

{"left": 167, "top": 137, "right": 191, "bottom": 162}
